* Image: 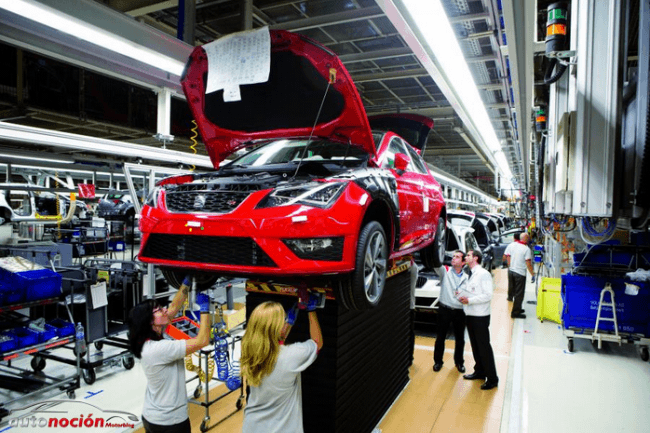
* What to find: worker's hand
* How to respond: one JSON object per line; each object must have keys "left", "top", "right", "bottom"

{"left": 297, "top": 287, "right": 310, "bottom": 310}
{"left": 303, "top": 293, "right": 322, "bottom": 312}
{"left": 458, "top": 296, "right": 469, "bottom": 305}
{"left": 531, "top": 275, "right": 536, "bottom": 284}
{"left": 195, "top": 293, "right": 210, "bottom": 313}
{"left": 286, "top": 303, "right": 299, "bottom": 326}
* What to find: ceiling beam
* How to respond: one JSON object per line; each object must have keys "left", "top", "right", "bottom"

{"left": 339, "top": 47, "right": 413, "bottom": 63}
{"left": 351, "top": 67, "right": 427, "bottom": 82}
{"left": 448, "top": 12, "right": 489, "bottom": 24}
{"left": 270, "top": 6, "right": 384, "bottom": 31}
{"left": 126, "top": 1, "right": 178, "bottom": 17}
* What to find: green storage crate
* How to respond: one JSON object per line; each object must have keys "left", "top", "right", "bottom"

{"left": 537, "top": 277, "right": 562, "bottom": 323}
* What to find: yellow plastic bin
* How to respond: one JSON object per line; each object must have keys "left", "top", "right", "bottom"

{"left": 536, "top": 277, "right": 562, "bottom": 323}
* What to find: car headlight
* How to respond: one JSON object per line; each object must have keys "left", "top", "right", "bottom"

{"left": 283, "top": 237, "right": 344, "bottom": 261}
{"left": 144, "top": 187, "right": 162, "bottom": 208}
{"left": 256, "top": 182, "right": 347, "bottom": 209}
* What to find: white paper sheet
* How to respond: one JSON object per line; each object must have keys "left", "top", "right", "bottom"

{"left": 203, "top": 26, "right": 271, "bottom": 101}
{"left": 90, "top": 281, "right": 108, "bottom": 309}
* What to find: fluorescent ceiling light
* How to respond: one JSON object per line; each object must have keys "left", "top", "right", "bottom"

{"left": 1, "top": 152, "right": 74, "bottom": 164}
{"left": 0, "top": 0, "right": 185, "bottom": 76}
{"left": 0, "top": 122, "right": 213, "bottom": 169}
{"left": 397, "top": 0, "right": 512, "bottom": 180}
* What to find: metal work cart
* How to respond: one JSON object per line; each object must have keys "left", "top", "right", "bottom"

{"left": 39, "top": 260, "right": 141, "bottom": 384}
{"left": 179, "top": 300, "right": 244, "bottom": 433}
{"left": 562, "top": 273, "right": 650, "bottom": 360}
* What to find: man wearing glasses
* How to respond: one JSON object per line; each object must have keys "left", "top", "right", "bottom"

{"left": 457, "top": 250, "right": 499, "bottom": 390}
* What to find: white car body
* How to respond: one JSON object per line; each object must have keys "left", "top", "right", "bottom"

{"left": 1, "top": 184, "right": 65, "bottom": 224}
{"left": 414, "top": 266, "right": 441, "bottom": 312}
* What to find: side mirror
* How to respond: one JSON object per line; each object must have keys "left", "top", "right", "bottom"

{"left": 394, "top": 153, "right": 410, "bottom": 171}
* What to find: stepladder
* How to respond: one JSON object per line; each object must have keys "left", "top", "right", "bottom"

{"left": 592, "top": 283, "right": 622, "bottom": 349}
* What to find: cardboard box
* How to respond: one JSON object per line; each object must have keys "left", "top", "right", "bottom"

{"left": 222, "top": 302, "right": 246, "bottom": 331}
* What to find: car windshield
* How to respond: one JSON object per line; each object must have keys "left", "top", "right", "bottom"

{"left": 449, "top": 216, "right": 472, "bottom": 227}
{"left": 228, "top": 139, "right": 367, "bottom": 167}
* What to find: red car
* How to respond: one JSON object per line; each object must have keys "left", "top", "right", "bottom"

{"left": 138, "top": 29, "right": 446, "bottom": 310}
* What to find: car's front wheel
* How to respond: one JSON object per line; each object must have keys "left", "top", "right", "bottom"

{"left": 421, "top": 214, "right": 446, "bottom": 270}
{"left": 338, "top": 221, "right": 388, "bottom": 310}
{"left": 161, "top": 268, "right": 219, "bottom": 291}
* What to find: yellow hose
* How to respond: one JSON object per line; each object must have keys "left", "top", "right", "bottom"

{"left": 189, "top": 120, "right": 199, "bottom": 171}
{"left": 185, "top": 353, "right": 215, "bottom": 383}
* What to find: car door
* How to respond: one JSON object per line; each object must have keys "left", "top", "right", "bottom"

{"left": 403, "top": 142, "right": 443, "bottom": 243}
{"left": 379, "top": 137, "right": 422, "bottom": 249}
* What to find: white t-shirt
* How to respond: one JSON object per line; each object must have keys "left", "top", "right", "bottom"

{"left": 140, "top": 339, "right": 188, "bottom": 425}
{"left": 243, "top": 340, "right": 319, "bottom": 433}
{"left": 505, "top": 242, "right": 532, "bottom": 276}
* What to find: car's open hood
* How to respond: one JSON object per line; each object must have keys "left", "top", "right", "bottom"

{"left": 368, "top": 114, "right": 433, "bottom": 152}
{"left": 181, "top": 29, "right": 375, "bottom": 169}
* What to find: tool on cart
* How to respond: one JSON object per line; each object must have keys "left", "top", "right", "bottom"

{"left": 279, "top": 286, "right": 326, "bottom": 344}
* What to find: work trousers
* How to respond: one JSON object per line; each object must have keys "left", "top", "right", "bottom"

{"left": 509, "top": 270, "right": 526, "bottom": 317}
{"left": 433, "top": 304, "right": 466, "bottom": 366}
{"left": 142, "top": 417, "right": 191, "bottom": 433}
{"left": 465, "top": 315, "right": 498, "bottom": 383}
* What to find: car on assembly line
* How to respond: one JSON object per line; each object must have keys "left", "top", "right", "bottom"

{"left": 137, "top": 29, "right": 447, "bottom": 310}
{"left": 0, "top": 183, "right": 81, "bottom": 226}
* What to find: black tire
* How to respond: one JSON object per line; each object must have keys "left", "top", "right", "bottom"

{"left": 339, "top": 221, "right": 388, "bottom": 310}
{"left": 200, "top": 421, "right": 208, "bottom": 432}
{"left": 31, "top": 356, "right": 46, "bottom": 372}
{"left": 67, "top": 390, "right": 76, "bottom": 399}
{"left": 236, "top": 397, "right": 244, "bottom": 410}
{"left": 94, "top": 341, "right": 104, "bottom": 351}
{"left": 161, "top": 268, "right": 219, "bottom": 290}
{"left": 193, "top": 386, "right": 202, "bottom": 399}
{"left": 421, "top": 214, "right": 446, "bottom": 270}
{"left": 123, "top": 356, "right": 135, "bottom": 370}
{"left": 640, "top": 347, "right": 649, "bottom": 362}
{"left": 567, "top": 339, "right": 574, "bottom": 353}
{"left": 82, "top": 368, "right": 96, "bottom": 385}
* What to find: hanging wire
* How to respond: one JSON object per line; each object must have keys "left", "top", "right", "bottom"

{"left": 292, "top": 68, "right": 337, "bottom": 179}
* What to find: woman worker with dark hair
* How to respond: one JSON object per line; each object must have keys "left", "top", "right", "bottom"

{"left": 128, "top": 276, "right": 212, "bottom": 433}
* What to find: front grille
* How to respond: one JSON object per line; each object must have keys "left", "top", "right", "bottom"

{"left": 140, "top": 234, "right": 277, "bottom": 267}
{"left": 415, "top": 297, "right": 436, "bottom": 307}
{"left": 165, "top": 189, "right": 252, "bottom": 213}
{"left": 164, "top": 184, "right": 264, "bottom": 214}
{"left": 416, "top": 275, "right": 428, "bottom": 288}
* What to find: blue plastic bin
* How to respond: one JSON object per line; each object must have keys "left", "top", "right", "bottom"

{"left": 562, "top": 275, "right": 650, "bottom": 336}
{"left": 0, "top": 333, "right": 17, "bottom": 353}
{"left": 0, "top": 280, "right": 25, "bottom": 306}
{"left": 20, "top": 269, "right": 62, "bottom": 302}
{"left": 31, "top": 323, "right": 58, "bottom": 343}
{"left": 48, "top": 319, "right": 75, "bottom": 338}
{"left": 0, "top": 267, "right": 61, "bottom": 303}
{"left": 11, "top": 327, "right": 39, "bottom": 349}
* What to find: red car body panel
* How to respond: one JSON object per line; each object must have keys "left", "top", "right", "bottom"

{"left": 139, "top": 180, "right": 370, "bottom": 275}
{"left": 181, "top": 29, "right": 376, "bottom": 169}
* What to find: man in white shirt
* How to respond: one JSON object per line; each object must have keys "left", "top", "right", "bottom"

{"left": 504, "top": 232, "right": 534, "bottom": 319}
{"left": 432, "top": 250, "right": 468, "bottom": 373}
{"left": 458, "top": 249, "right": 498, "bottom": 390}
